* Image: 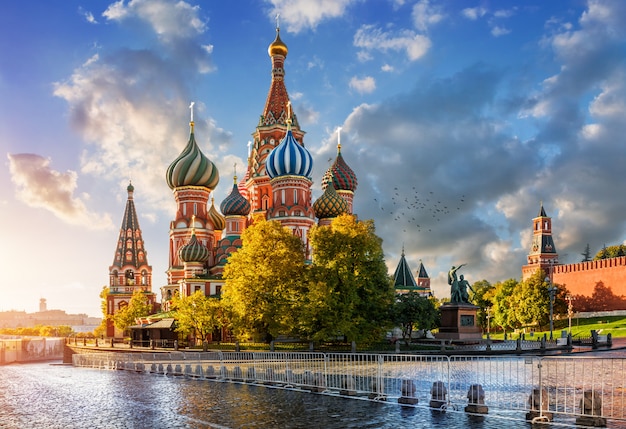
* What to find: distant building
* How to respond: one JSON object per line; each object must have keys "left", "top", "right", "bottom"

{"left": 522, "top": 203, "right": 626, "bottom": 301}
{"left": 0, "top": 301, "right": 100, "bottom": 332}
{"left": 107, "top": 183, "right": 157, "bottom": 338}
{"left": 392, "top": 247, "right": 431, "bottom": 296}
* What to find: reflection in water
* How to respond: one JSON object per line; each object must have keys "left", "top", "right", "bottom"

{"left": 1, "top": 363, "right": 622, "bottom": 428}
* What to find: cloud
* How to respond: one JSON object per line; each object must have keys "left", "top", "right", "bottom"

{"left": 79, "top": 7, "right": 98, "bottom": 24}
{"left": 349, "top": 76, "right": 376, "bottom": 94}
{"left": 462, "top": 7, "right": 487, "bottom": 21}
{"left": 103, "top": 0, "right": 214, "bottom": 74}
{"left": 491, "top": 26, "right": 511, "bottom": 37}
{"left": 354, "top": 24, "right": 432, "bottom": 61}
{"left": 412, "top": 0, "right": 445, "bottom": 32}
{"left": 267, "top": 0, "right": 354, "bottom": 33}
{"left": 7, "top": 153, "right": 114, "bottom": 230}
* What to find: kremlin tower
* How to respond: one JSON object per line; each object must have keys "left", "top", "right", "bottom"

{"left": 107, "top": 182, "right": 156, "bottom": 337}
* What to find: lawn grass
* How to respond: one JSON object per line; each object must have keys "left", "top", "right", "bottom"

{"left": 485, "top": 315, "right": 626, "bottom": 340}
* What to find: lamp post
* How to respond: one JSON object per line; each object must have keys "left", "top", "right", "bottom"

{"left": 546, "top": 276, "right": 557, "bottom": 340}
{"left": 486, "top": 307, "right": 491, "bottom": 339}
{"left": 566, "top": 294, "right": 574, "bottom": 335}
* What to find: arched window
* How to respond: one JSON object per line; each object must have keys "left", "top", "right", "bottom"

{"left": 125, "top": 251, "right": 132, "bottom": 261}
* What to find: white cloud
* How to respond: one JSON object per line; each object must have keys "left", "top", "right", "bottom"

{"left": 412, "top": 0, "right": 445, "bottom": 32}
{"left": 102, "top": 0, "right": 214, "bottom": 74}
{"left": 354, "top": 24, "right": 432, "bottom": 61}
{"left": 462, "top": 7, "right": 487, "bottom": 20}
{"left": 381, "top": 64, "right": 394, "bottom": 72}
{"left": 267, "top": 0, "right": 354, "bottom": 33}
{"left": 349, "top": 76, "right": 376, "bottom": 94}
{"left": 491, "top": 26, "right": 511, "bottom": 37}
{"left": 103, "top": 0, "right": 207, "bottom": 40}
{"left": 7, "top": 153, "right": 114, "bottom": 230}
{"left": 79, "top": 7, "right": 98, "bottom": 24}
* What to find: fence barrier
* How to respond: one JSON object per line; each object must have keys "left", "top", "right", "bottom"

{"left": 72, "top": 351, "right": 625, "bottom": 426}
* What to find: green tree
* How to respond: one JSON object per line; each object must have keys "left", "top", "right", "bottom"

{"left": 492, "top": 278, "right": 520, "bottom": 334}
{"left": 392, "top": 292, "right": 438, "bottom": 344}
{"left": 513, "top": 270, "right": 551, "bottom": 328}
{"left": 593, "top": 244, "right": 626, "bottom": 260}
{"left": 471, "top": 280, "right": 495, "bottom": 329}
{"left": 581, "top": 243, "right": 592, "bottom": 262}
{"left": 222, "top": 217, "right": 307, "bottom": 342}
{"left": 97, "top": 286, "right": 111, "bottom": 337}
{"left": 113, "top": 290, "right": 152, "bottom": 334}
{"left": 172, "top": 291, "right": 223, "bottom": 344}
{"left": 302, "top": 215, "right": 395, "bottom": 343}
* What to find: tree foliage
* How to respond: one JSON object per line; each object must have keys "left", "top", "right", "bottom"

{"left": 392, "top": 292, "right": 438, "bottom": 343}
{"left": 113, "top": 290, "right": 152, "bottom": 333}
{"left": 471, "top": 280, "right": 495, "bottom": 328}
{"left": 302, "top": 215, "right": 394, "bottom": 343}
{"left": 594, "top": 244, "right": 626, "bottom": 260}
{"left": 581, "top": 243, "right": 592, "bottom": 262}
{"left": 222, "top": 218, "right": 307, "bottom": 342}
{"left": 171, "top": 291, "right": 223, "bottom": 343}
{"left": 492, "top": 278, "right": 519, "bottom": 332}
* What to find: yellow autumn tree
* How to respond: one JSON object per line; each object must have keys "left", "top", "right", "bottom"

{"left": 222, "top": 217, "right": 307, "bottom": 342}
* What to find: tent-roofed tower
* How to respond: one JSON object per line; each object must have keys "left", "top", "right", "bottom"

{"left": 393, "top": 248, "right": 431, "bottom": 296}
{"left": 522, "top": 202, "right": 559, "bottom": 281}
{"left": 107, "top": 182, "right": 156, "bottom": 338}
{"left": 244, "top": 23, "right": 305, "bottom": 218}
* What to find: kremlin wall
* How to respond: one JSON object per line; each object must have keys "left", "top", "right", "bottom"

{"left": 522, "top": 205, "right": 626, "bottom": 306}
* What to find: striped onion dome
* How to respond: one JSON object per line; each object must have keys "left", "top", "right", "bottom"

{"left": 266, "top": 129, "right": 313, "bottom": 179}
{"left": 313, "top": 182, "right": 348, "bottom": 219}
{"left": 166, "top": 124, "right": 219, "bottom": 190}
{"left": 208, "top": 197, "right": 225, "bottom": 230}
{"left": 178, "top": 232, "right": 209, "bottom": 263}
{"left": 220, "top": 177, "right": 251, "bottom": 217}
{"left": 322, "top": 144, "right": 357, "bottom": 192}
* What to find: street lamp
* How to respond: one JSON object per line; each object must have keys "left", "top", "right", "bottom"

{"left": 486, "top": 307, "right": 492, "bottom": 339}
{"left": 566, "top": 294, "right": 574, "bottom": 335}
{"left": 546, "top": 276, "right": 557, "bottom": 340}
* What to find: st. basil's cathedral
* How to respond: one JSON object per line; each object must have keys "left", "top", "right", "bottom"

{"left": 106, "top": 26, "right": 361, "bottom": 337}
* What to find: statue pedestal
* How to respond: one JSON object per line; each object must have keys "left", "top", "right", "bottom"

{"left": 436, "top": 303, "right": 482, "bottom": 340}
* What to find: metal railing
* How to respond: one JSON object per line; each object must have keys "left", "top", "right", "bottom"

{"left": 72, "top": 351, "right": 625, "bottom": 426}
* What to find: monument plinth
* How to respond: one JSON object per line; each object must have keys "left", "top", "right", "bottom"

{"left": 436, "top": 264, "right": 482, "bottom": 340}
{"left": 436, "top": 303, "right": 482, "bottom": 340}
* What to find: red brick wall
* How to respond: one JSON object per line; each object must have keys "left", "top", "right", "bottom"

{"left": 552, "top": 256, "right": 626, "bottom": 297}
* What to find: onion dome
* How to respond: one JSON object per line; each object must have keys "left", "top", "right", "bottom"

{"left": 220, "top": 176, "right": 251, "bottom": 216}
{"left": 178, "top": 232, "right": 209, "bottom": 263}
{"left": 322, "top": 143, "right": 358, "bottom": 192}
{"left": 127, "top": 181, "right": 134, "bottom": 193}
{"left": 268, "top": 27, "right": 288, "bottom": 58}
{"left": 208, "top": 197, "right": 225, "bottom": 230}
{"left": 313, "top": 182, "right": 349, "bottom": 219}
{"left": 266, "top": 129, "right": 313, "bottom": 179}
{"left": 166, "top": 122, "right": 219, "bottom": 190}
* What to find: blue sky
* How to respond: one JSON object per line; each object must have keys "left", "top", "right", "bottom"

{"left": 2, "top": 0, "right": 626, "bottom": 317}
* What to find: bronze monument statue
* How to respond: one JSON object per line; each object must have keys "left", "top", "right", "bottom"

{"left": 448, "top": 264, "right": 474, "bottom": 304}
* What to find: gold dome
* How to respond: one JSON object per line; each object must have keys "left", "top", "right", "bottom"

{"left": 268, "top": 28, "right": 288, "bottom": 58}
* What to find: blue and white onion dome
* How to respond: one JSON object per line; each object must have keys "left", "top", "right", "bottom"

{"left": 265, "top": 129, "right": 313, "bottom": 179}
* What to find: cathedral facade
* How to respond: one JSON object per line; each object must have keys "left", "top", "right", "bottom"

{"left": 159, "top": 26, "right": 358, "bottom": 312}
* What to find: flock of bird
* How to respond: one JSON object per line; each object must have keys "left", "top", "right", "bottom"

{"left": 373, "top": 186, "right": 466, "bottom": 233}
